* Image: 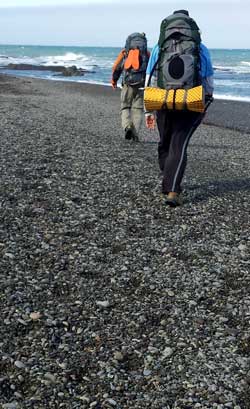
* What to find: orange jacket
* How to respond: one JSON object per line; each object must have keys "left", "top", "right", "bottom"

{"left": 111, "top": 49, "right": 126, "bottom": 87}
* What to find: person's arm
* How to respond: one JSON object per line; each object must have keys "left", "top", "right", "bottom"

{"left": 145, "top": 44, "right": 159, "bottom": 88}
{"left": 204, "top": 77, "right": 214, "bottom": 98}
{"left": 200, "top": 43, "right": 214, "bottom": 97}
{"left": 111, "top": 49, "right": 125, "bottom": 89}
{"left": 144, "top": 45, "right": 159, "bottom": 129}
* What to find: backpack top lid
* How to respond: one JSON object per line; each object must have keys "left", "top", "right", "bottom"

{"left": 125, "top": 32, "right": 147, "bottom": 53}
{"left": 158, "top": 11, "right": 201, "bottom": 47}
{"left": 173, "top": 9, "right": 189, "bottom": 16}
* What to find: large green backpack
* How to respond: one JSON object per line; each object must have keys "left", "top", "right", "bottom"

{"left": 157, "top": 11, "right": 201, "bottom": 90}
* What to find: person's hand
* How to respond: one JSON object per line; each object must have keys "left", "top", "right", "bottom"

{"left": 205, "top": 94, "right": 213, "bottom": 102}
{"left": 145, "top": 114, "right": 156, "bottom": 129}
{"left": 111, "top": 80, "right": 117, "bottom": 89}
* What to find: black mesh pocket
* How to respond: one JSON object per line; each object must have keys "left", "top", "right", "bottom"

{"left": 169, "top": 56, "right": 184, "bottom": 79}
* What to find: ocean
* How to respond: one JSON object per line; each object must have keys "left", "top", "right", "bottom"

{"left": 0, "top": 45, "right": 250, "bottom": 102}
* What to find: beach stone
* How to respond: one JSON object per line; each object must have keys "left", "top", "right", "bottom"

{"left": 162, "top": 347, "right": 173, "bottom": 358}
{"left": 29, "top": 311, "right": 42, "bottom": 320}
{"left": 44, "top": 373, "right": 57, "bottom": 383}
{"left": 113, "top": 351, "right": 124, "bottom": 361}
{"left": 2, "top": 404, "right": 18, "bottom": 409}
{"left": 0, "top": 73, "right": 249, "bottom": 409}
{"left": 147, "top": 346, "right": 159, "bottom": 354}
{"left": 14, "top": 360, "right": 25, "bottom": 369}
{"left": 106, "top": 399, "right": 117, "bottom": 406}
{"left": 96, "top": 300, "right": 110, "bottom": 308}
{"left": 238, "top": 244, "right": 247, "bottom": 251}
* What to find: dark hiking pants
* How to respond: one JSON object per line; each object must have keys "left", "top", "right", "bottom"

{"left": 156, "top": 110, "right": 204, "bottom": 194}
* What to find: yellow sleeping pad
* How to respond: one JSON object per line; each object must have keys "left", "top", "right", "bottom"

{"left": 144, "top": 85, "right": 205, "bottom": 113}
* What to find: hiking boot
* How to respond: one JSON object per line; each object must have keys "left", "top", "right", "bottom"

{"left": 125, "top": 126, "right": 134, "bottom": 140}
{"left": 132, "top": 133, "right": 139, "bottom": 142}
{"left": 165, "top": 192, "right": 182, "bottom": 207}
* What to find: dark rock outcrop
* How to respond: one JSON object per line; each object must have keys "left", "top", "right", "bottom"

{"left": 1, "top": 63, "right": 94, "bottom": 76}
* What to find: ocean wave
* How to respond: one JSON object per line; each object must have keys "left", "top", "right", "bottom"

{"left": 0, "top": 52, "right": 114, "bottom": 70}
{"left": 43, "top": 52, "right": 90, "bottom": 68}
{"left": 0, "top": 55, "right": 36, "bottom": 66}
{"left": 0, "top": 52, "right": 100, "bottom": 70}
{"left": 214, "top": 63, "right": 250, "bottom": 74}
{"left": 214, "top": 65, "right": 232, "bottom": 72}
{"left": 215, "top": 79, "right": 250, "bottom": 87}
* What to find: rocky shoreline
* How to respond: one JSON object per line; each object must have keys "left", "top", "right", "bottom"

{"left": 0, "top": 74, "right": 249, "bottom": 408}
{"left": 0, "top": 64, "right": 95, "bottom": 77}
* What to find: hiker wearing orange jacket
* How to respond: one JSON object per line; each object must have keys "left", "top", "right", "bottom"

{"left": 111, "top": 33, "right": 150, "bottom": 141}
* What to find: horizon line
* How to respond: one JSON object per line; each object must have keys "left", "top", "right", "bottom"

{"left": 0, "top": 43, "right": 249, "bottom": 50}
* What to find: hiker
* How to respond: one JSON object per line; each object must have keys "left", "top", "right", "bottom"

{"left": 145, "top": 10, "right": 214, "bottom": 206}
{"left": 111, "top": 32, "right": 150, "bottom": 141}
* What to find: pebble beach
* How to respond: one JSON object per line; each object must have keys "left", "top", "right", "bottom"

{"left": 0, "top": 74, "right": 250, "bottom": 408}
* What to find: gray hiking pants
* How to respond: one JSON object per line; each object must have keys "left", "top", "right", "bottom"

{"left": 157, "top": 110, "right": 204, "bottom": 194}
{"left": 120, "top": 84, "right": 144, "bottom": 137}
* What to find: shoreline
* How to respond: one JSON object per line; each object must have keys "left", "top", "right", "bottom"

{"left": 1, "top": 73, "right": 250, "bottom": 134}
{"left": 2, "top": 70, "right": 250, "bottom": 103}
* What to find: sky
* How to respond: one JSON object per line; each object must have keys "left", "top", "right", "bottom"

{"left": 0, "top": 0, "right": 249, "bottom": 48}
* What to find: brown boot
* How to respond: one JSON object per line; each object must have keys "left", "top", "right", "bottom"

{"left": 165, "top": 192, "right": 182, "bottom": 207}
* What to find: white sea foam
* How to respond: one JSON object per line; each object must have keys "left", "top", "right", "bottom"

{"left": 214, "top": 93, "right": 250, "bottom": 102}
{"left": 0, "top": 55, "right": 37, "bottom": 66}
{"left": 0, "top": 51, "right": 102, "bottom": 70}
{"left": 49, "top": 76, "right": 112, "bottom": 87}
{"left": 43, "top": 52, "right": 91, "bottom": 68}
{"left": 214, "top": 65, "right": 232, "bottom": 71}
{"left": 214, "top": 64, "right": 250, "bottom": 74}
{"left": 215, "top": 79, "right": 250, "bottom": 88}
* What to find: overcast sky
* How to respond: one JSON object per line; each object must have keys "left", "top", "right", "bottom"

{"left": 0, "top": 0, "right": 249, "bottom": 48}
